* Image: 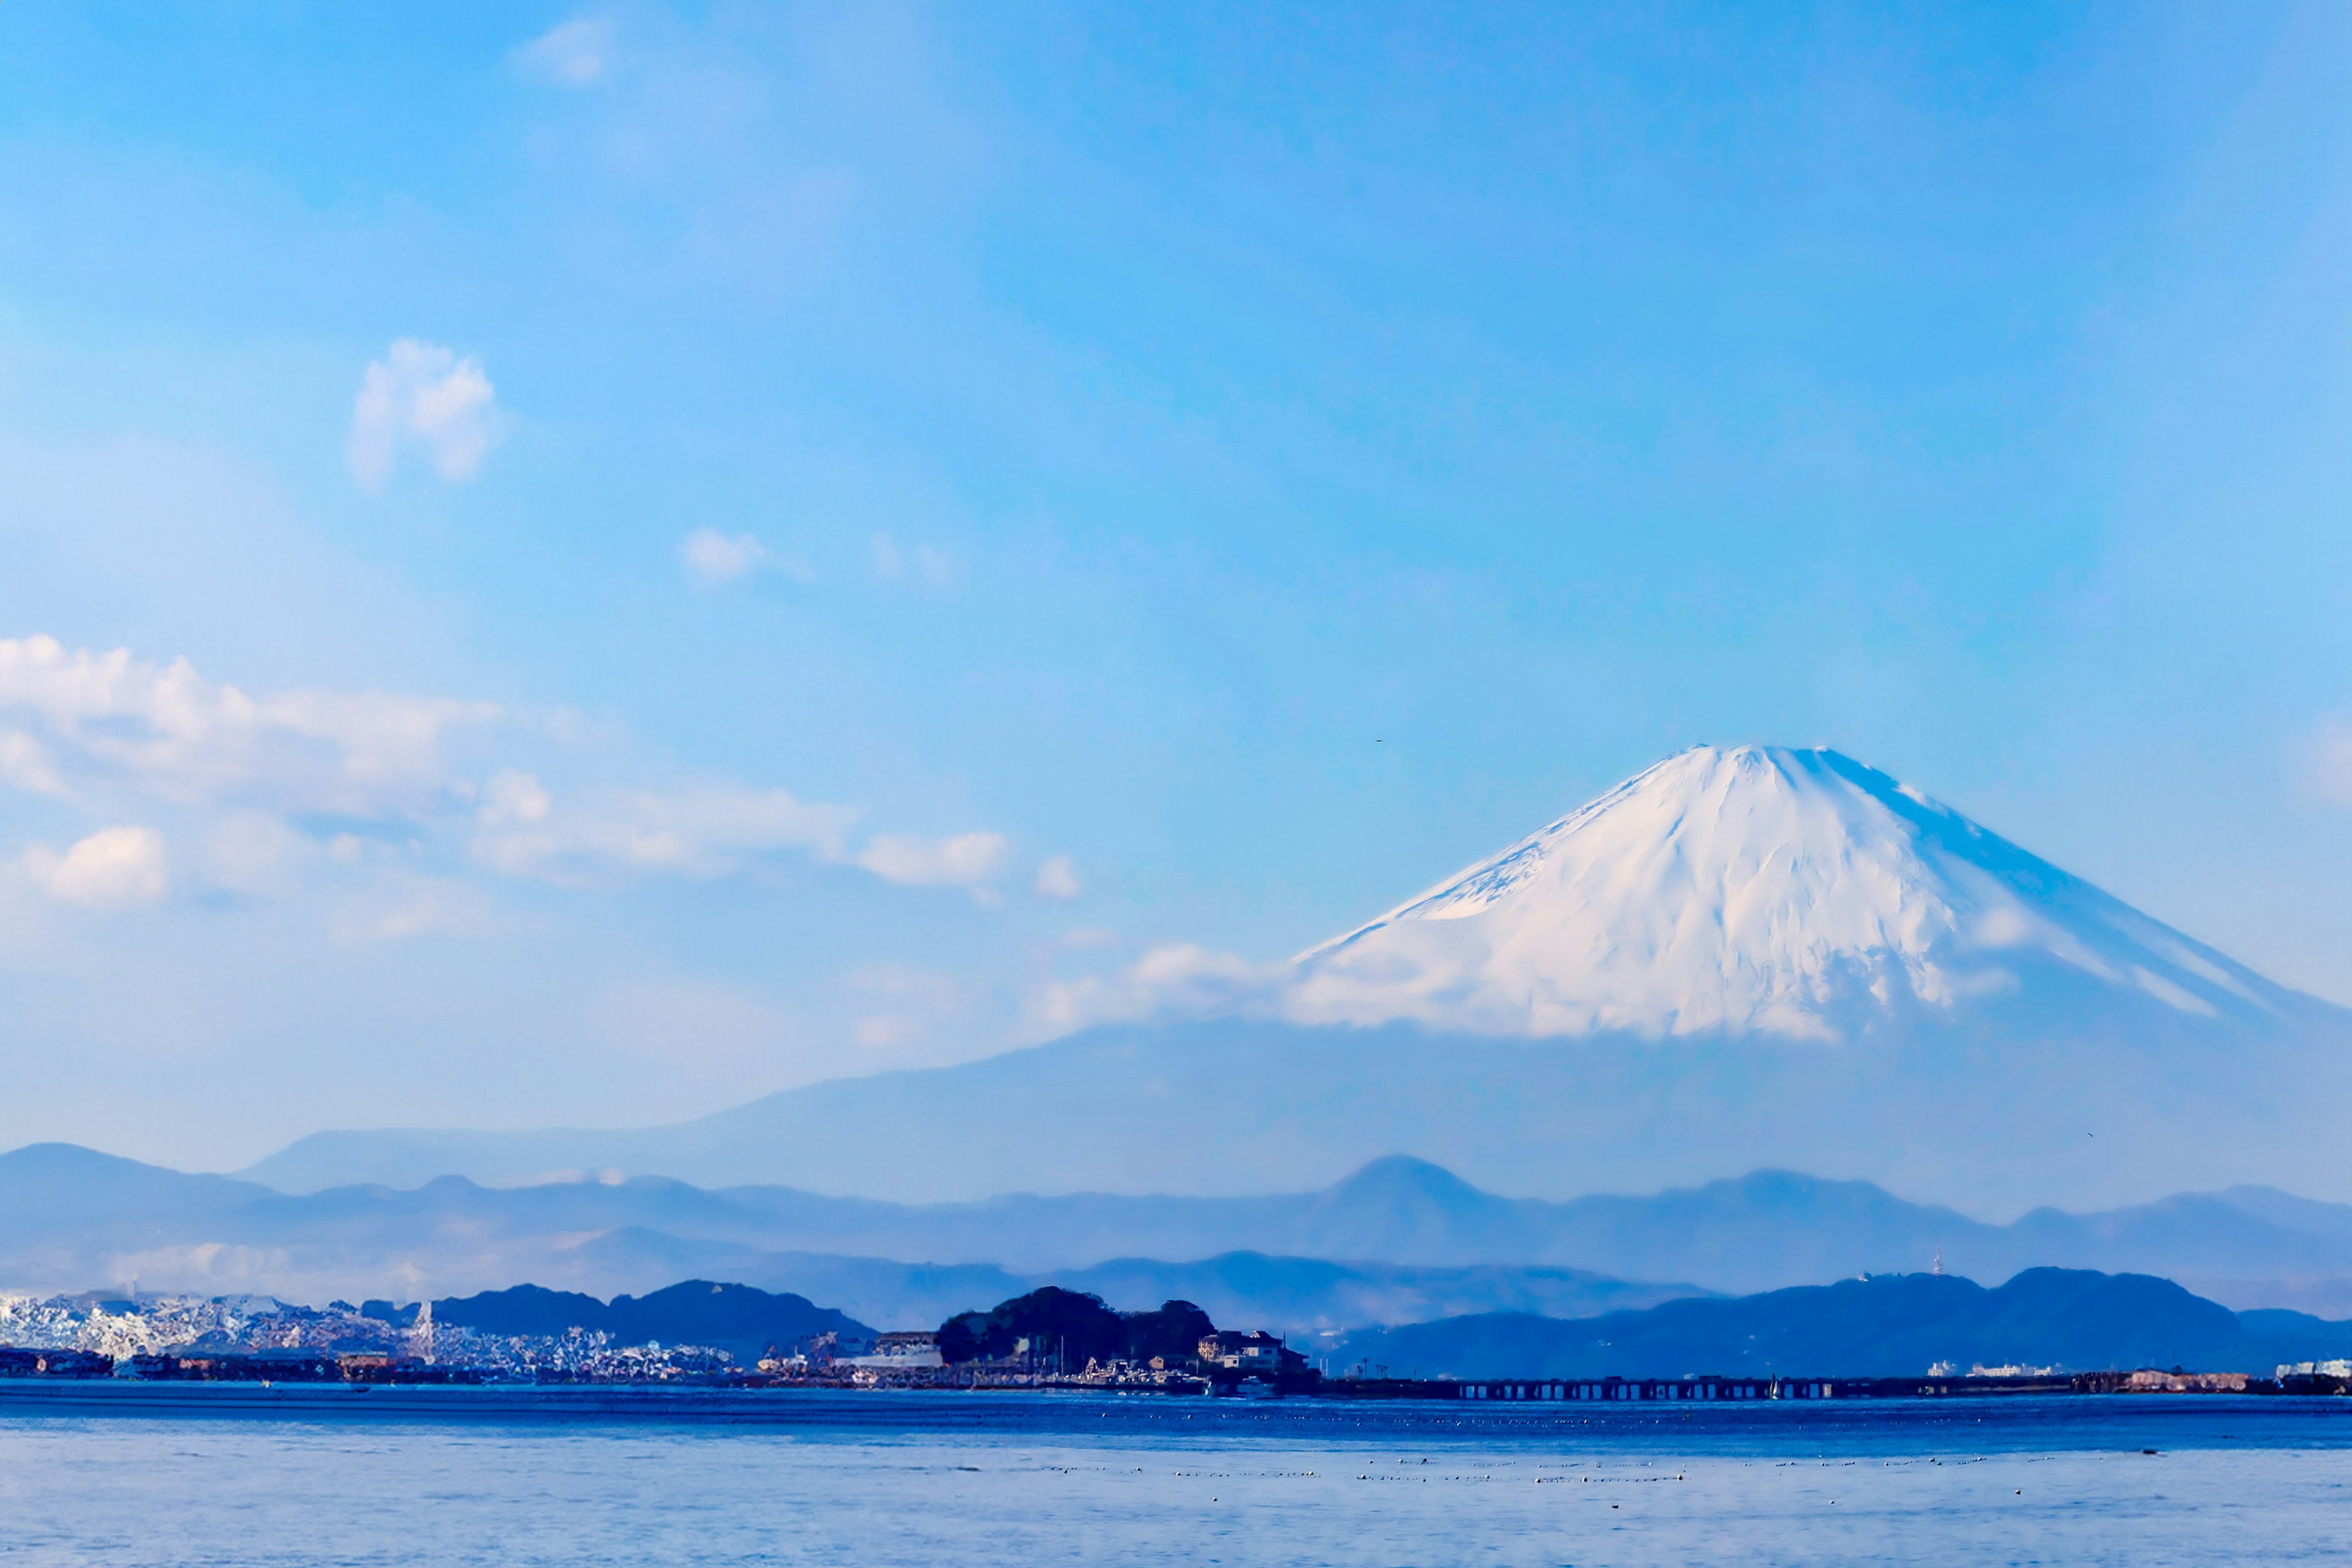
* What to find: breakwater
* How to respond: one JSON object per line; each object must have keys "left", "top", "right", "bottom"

{"left": 1322, "top": 1368, "right": 2352, "bottom": 1400}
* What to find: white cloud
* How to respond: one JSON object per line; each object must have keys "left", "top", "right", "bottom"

{"left": 0, "top": 635, "right": 496, "bottom": 815}
{"left": 2296, "top": 718, "right": 2352, "bottom": 809}
{"left": 471, "top": 774, "right": 861, "bottom": 883}
{"left": 1034, "top": 853, "right": 1082, "bottom": 900}
{"left": 680, "top": 528, "right": 766, "bottom": 585}
{"left": 21, "top": 826, "right": 168, "bottom": 910}
{"left": 855, "top": 831, "right": 1008, "bottom": 888}
{"left": 1031, "top": 943, "right": 1276, "bottom": 1033}
{"left": 517, "top": 15, "right": 617, "bottom": 87}
{"left": 347, "top": 339, "right": 500, "bottom": 491}
{"left": 0, "top": 634, "right": 1003, "bottom": 914}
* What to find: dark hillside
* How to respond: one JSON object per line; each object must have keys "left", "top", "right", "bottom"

{"left": 434, "top": 1280, "right": 872, "bottom": 1363}
{"left": 1333, "top": 1268, "right": 2348, "bottom": 1379}
{"left": 936, "top": 1287, "right": 1215, "bottom": 1366}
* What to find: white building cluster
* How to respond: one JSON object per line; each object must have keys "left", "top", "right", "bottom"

{"left": 0, "top": 1292, "right": 733, "bottom": 1381}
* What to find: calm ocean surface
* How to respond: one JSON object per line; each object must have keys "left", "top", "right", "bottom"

{"left": 2, "top": 1387, "right": 2347, "bottom": 1566}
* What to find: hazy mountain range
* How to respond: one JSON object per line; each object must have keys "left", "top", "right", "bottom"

{"left": 11, "top": 1144, "right": 2352, "bottom": 1329}
{"left": 1331, "top": 1268, "right": 2352, "bottom": 1381}
{"left": 424, "top": 1267, "right": 2352, "bottom": 1383}
{"left": 239, "top": 747, "right": 2352, "bottom": 1214}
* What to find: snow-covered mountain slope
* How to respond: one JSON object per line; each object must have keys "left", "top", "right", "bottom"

{"left": 1286, "top": 745, "right": 2302, "bottom": 1040}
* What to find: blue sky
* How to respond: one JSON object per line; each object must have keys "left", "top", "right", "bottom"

{"left": 4, "top": 2, "right": 2351, "bottom": 1169}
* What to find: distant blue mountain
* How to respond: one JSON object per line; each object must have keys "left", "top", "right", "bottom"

{"left": 1330, "top": 1269, "right": 2352, "bottom": 1380}
{"left": 10, "top": 1142, "right": 2352, "bottom": 1325}
{"left": 234, "top": 1005, "right": 2352, "bottom": 1227}
{"left": 1044, "top": 1252, "right": 1698, "bottom": 1343}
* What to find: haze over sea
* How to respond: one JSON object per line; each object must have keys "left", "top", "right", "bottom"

{"left": 6, "top": 1392, "right": 2349, "bottom": 1567}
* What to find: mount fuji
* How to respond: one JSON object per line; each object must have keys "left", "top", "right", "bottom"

{"left": 1281, "top": 744, "right": 2303, "bottom": 1040}
{"left": 244, "top": 746, "right": 2352, "bottom": 1213}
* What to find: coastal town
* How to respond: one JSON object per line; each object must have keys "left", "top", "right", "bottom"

{"left": 5, "top": 1286, "right": 2348, "bottom": 1402}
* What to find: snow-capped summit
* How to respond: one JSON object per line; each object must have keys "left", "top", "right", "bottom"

{"left": 1287, "top": 744, "right": 2294, "bottom": 1041}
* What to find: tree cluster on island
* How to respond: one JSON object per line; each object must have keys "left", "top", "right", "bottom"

{"left": 936, "top": 1287, "right": 1215, "bottom": 1370}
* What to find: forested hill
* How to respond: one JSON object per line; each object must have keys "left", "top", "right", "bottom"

{"left": 432, "top": 1280, "right": 872, "bottom": 1365}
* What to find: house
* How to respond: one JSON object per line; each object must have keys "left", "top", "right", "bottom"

{"left": 839, "top": 1330, "right": 943, "bottom": 1370}
{"left": 1196, "top": 1330, "right": 1306, "bottom": 1377}
{"left": 2278, "top": 1359, "right": 2352, "bottom": 1379}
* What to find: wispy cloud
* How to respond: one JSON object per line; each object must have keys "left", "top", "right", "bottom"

{"left": 347, "top": 339, "right": 501, "bottom": 490}
{"left": 516, "top": 15, "right": 618, "bottom": 88}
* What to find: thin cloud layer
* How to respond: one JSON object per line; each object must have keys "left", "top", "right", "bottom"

{"left": 0, "top": 634, "right": 496, "bottom": 815}
{"left": 347, "top": 339, "right": 500, "bottom": 490}
{"left": 0, "top": 634, "right": 1005, "bottom": 912}
{"left": 471, "top": 770, "right": 860, "bottom": 883}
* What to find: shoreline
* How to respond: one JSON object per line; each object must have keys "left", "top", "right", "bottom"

{"left": 6, "top": 1376, "right": 2351, "bottom": 1432}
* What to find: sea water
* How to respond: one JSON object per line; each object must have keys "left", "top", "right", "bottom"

{"left": 2, "top": 1387, "right": 2347, "bottom": 1566}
